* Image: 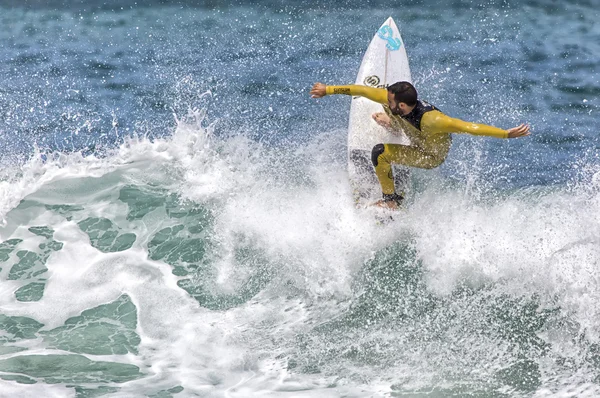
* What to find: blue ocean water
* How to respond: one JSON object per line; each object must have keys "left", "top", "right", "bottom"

{"left": 0, "top": 1, "right": 599, "bottom": 397}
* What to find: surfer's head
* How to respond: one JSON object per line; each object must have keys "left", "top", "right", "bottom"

{"left": 387, "top": 81, "right": 417, "bottom": 116}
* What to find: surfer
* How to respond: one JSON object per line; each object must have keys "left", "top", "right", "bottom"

{"left": 309, "top": 81, "right": 530, "bottom": 209}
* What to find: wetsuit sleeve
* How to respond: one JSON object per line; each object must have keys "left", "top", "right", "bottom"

{"left": 422, "top": 111, "right": 508, "bottom": 138}
{"left": 325, "top": 85, "right": 388, "bottom": 104}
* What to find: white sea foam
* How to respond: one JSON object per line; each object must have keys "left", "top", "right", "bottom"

{"left": 0, "top": 110, "right": 599, "bottom": 396}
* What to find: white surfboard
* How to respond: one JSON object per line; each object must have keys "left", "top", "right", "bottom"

{"left": 348, "top": 17, "right": 411, "bottom": 204}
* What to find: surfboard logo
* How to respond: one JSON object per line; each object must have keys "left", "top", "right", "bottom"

{"left": 364, "top": 75, "right": 381, "bottom": 87}
{"left": 377, "top": 25, "right": 402, "bottom": 51}
{"left": 363, "top": 75, "right": 388, "bottom": 89}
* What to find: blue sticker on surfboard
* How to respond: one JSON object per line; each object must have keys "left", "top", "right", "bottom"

{"left": 377, "top": 25, "right": 402, "bottom": 51}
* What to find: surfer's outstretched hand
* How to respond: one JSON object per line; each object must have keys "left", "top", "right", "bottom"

{"left": 372, "top": 112, "right": 392, "bottom": 129}
{"left": 310, "top": 82, "right": 326, "bottom": 98}
{"left": 507, "top": 123, "right": 531, "bottom": 138}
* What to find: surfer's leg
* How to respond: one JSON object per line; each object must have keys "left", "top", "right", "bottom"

{"left": 371, "top": 143, "right": 440, "bottom": 196}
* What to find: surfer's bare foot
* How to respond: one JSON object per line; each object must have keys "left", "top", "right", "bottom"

{"left": 372, "top": 112, "right": 391, "bottom": 129}
{"left": 372, "top": 198, "right": 399, "bottom": 210}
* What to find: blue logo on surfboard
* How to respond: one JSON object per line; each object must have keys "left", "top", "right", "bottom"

{"left": 377, "top": 25, "right": 402, "bottom": 51}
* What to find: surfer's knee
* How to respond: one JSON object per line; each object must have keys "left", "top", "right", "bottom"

{"left": 371, "top": 144, "right": 385, "bottom": 167}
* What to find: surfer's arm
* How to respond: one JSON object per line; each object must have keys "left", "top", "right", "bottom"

{"left": 422, "top": 111, "right": 509, "bottom": 138}
{"left": 321, "top": 84, "right": 388, "bottom": 104}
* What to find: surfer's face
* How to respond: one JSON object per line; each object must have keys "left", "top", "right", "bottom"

{"left": 390, "top": 103, "right": 403, "bottom": 115}
{"left": 387, "top": 92, "right": 405, "bottom": 116}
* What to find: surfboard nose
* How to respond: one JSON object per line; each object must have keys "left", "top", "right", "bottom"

{"left": 381, "top": 17, "right": 398, "bottom": 30}
{"left": 376, "top": 18, "right": 402, "bottom": 52}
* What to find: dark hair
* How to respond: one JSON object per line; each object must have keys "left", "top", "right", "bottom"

{"left": 387, "top": 81, "right": 417, "bottom": 106}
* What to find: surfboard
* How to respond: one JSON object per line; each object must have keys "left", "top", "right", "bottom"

{"left": 348, "top": 17, "right": 412, "bottom": 206}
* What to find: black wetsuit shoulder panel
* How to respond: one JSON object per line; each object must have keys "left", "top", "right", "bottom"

{"left": 401, "top": 100, "right": 438, "bottom": 131}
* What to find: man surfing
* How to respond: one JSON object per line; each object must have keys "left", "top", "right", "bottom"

{"left": 310, "top": 81, "right": 530, "bottom": 209}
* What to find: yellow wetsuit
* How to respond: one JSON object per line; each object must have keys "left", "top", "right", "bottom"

{"left": 326, "top": 85, "right": 508, "bottom": 197}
